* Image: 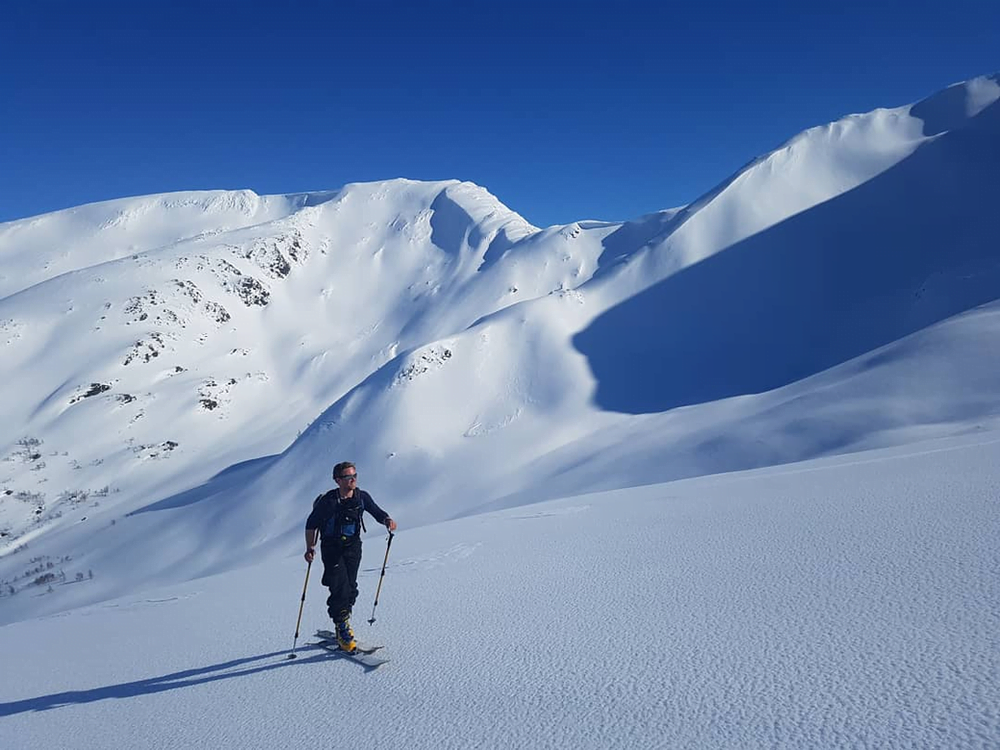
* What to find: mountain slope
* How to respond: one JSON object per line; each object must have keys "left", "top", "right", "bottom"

{"left": 2, "top": 432, "right": 998, "bottom": 749}
{"left": 0, "top": 190, "right": 317, "bottom": 300}
{"left": 579, "top": 87, "right": 1000, "bottom": 412}
{"left": 1, "top": 179, "right": 602, "bottom": 549}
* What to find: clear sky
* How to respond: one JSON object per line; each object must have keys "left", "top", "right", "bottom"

{"left": 2, "top": 0, "right": 998, "bottom": 228}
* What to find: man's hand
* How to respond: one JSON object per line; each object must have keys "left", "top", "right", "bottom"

{"left": 385, "top": 517, "right": 398, "bottom": 532}
{"left": 304, "top": 547, "right": 315, "bottom": 563}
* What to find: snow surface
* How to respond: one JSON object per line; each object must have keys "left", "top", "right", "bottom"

{"left": 1, "top": 73, "right": 999, "bottom": 748}
{"left": 1, "top": 433, "right": 998, "bottom": 748}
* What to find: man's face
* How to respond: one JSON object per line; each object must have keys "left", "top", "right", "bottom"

{"left": 335, "top": 467, "right": 358, "bottom": 488}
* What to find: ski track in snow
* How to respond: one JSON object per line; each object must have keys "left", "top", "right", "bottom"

{"left": 1, "top": 432, "right": 997, "bottom": 749}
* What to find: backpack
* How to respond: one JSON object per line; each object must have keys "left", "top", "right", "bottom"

{"left": 313, "top": 489, "right": 367, "bottom": 539}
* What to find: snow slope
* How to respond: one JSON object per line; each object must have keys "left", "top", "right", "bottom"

{"left": 1, "top": 433, "right": 997, "bottom": 749}
{"left": 580, "top": 79, "right": 1000, "bottom": 412}
{"left": 0, "top": 180, "right": 557, "bottom": 549}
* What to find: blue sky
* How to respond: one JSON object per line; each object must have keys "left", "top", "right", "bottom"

{"left": 2, "top": 0, "right": 998, "bottom": 228}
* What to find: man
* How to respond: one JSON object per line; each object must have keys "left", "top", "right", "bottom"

{"left": 304, "top": 461, "right": 397, "bottom": 652}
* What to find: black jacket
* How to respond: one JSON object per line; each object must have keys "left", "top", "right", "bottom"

{"left": 305, "top": 488, "right": 389, "bottom": 546}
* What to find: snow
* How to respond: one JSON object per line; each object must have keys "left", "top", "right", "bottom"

{"left": 1, "top": 73, "right": 999, "bottom": 748}
{"left": 1, "top": 432, "right": 997, "bottom": 748}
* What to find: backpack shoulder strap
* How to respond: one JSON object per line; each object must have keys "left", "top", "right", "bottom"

{"left": 314, "top": 490, "right": 337, "bottom": 510}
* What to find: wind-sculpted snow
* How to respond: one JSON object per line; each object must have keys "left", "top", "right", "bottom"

{"left": 911, "top": 73, "right": 1000, "bottom": 135}
{"left": 0, "top": 435, "right": 997, "bottom": 749}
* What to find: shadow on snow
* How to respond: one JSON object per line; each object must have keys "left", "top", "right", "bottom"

{"left": 0, "top": 645, "right": 377, "bottom": 717}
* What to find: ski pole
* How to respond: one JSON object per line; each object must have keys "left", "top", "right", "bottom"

{"left": 288, "top": 560, "right": 312, "bottom": 659}
{"left": 367, "top": 532, "right": 394, "bottom": 625}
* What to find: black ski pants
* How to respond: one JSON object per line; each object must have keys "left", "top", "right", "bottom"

{"left": 320, "top": 538, "right": 363, "bottom": 623}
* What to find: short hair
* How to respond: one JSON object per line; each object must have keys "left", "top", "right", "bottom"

{"left": 333, "top": 461, "right": 356, "bottom": 480}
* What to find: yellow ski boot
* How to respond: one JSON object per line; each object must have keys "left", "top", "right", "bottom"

{"left": 335, "top": 618, "right": 357, "bottom": 653}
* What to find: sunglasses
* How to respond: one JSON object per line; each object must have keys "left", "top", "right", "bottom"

{"left": 336, "top": 473, "right": 358, "bottom": 481}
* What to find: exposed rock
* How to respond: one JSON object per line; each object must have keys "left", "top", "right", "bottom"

{"left": 69, "top": 382, "right": 112, "bottom": 404}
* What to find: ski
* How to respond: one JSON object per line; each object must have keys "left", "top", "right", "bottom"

{"left": 314, "top": 629, "right": 384, "bottom": 655}
{"left": 314, "top": 638, "right": 389, "bottom": 668}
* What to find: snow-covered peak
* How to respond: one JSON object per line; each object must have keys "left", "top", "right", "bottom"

{"left": 0, "top": 180, "right": 541, "bottom": 303}
{"left": 294, "top": 178, "right": 539, "bottom": 259}
{"left": 0, "top": 176, "right": 593, "bottom": 575}
{"left": 909, "top": 72, "right": 1000, "bottom": 135}
{"left": 588, "top": 74, "right": 1000, "bottom": 307}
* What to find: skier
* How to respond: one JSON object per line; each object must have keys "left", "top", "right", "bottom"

{"left": 304, "top": 461, "right": 397, "bottom": 652}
